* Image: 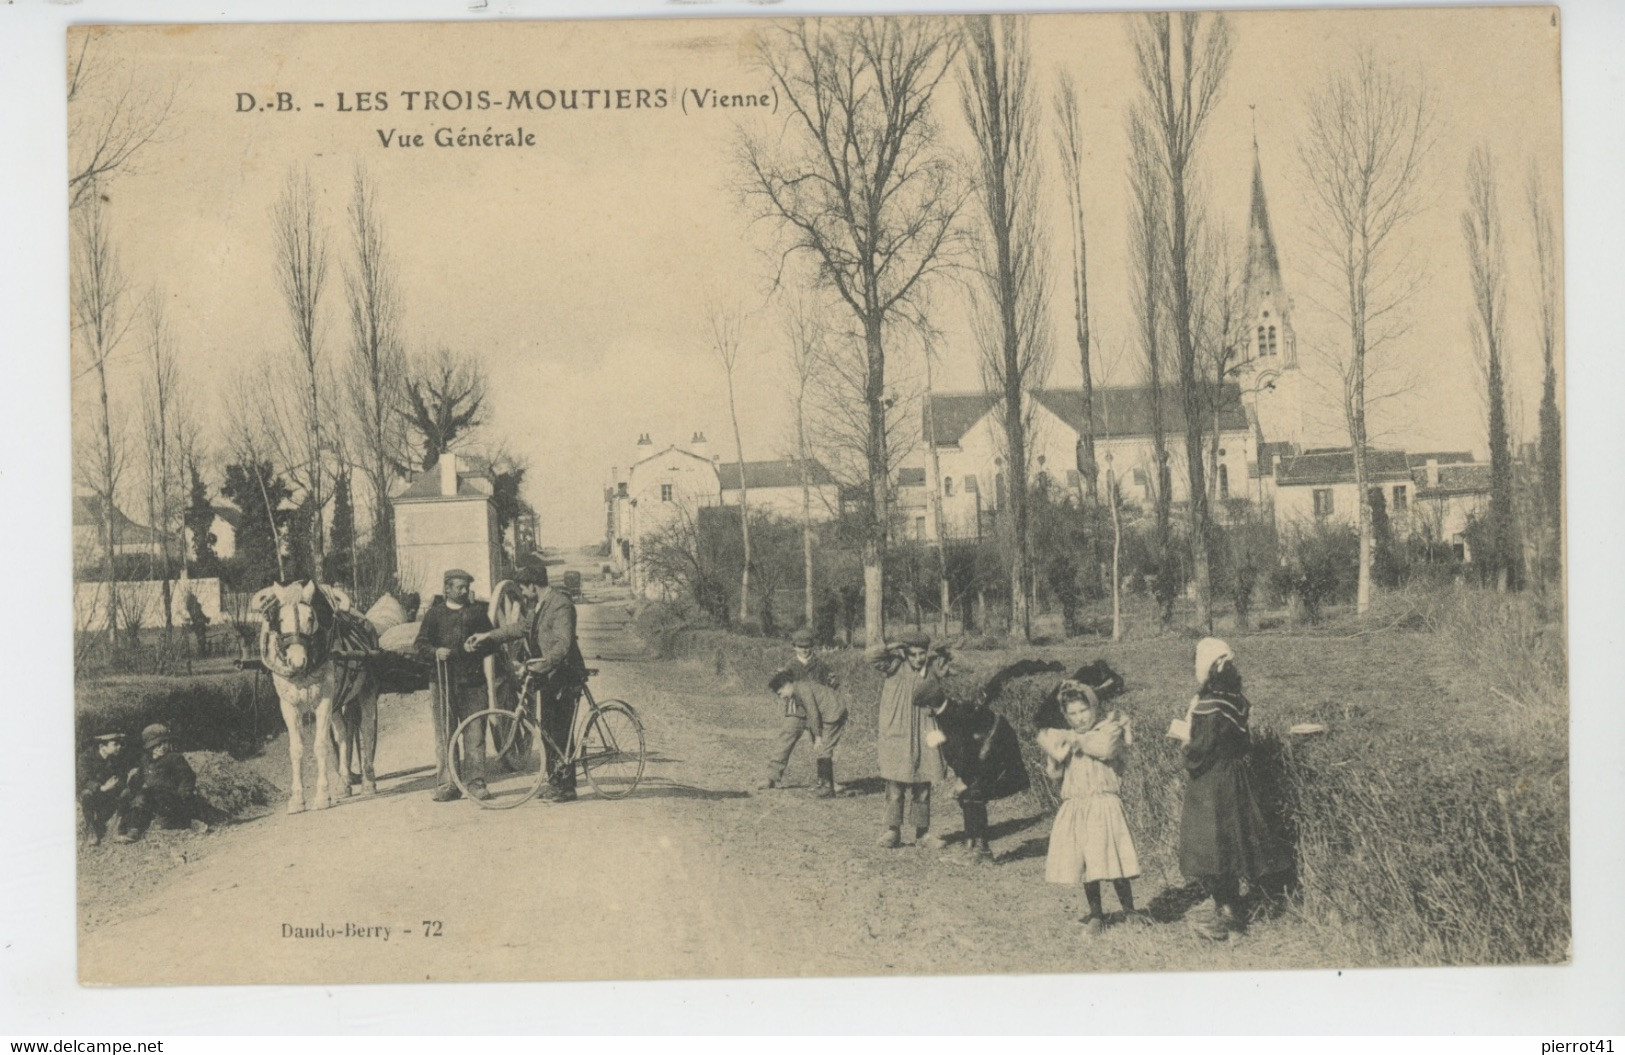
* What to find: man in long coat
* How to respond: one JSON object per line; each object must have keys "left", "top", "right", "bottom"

{"left": 469, "top": 562, "right": 588, "bottom": 801}
{"left": 866, "top": 629, "right": 947, "bottom": 849}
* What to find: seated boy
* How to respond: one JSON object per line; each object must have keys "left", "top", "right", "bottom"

{"left": 115, "top": 723, "right": 212, "bottom": 842}
{"left": 761, "top": 668, "right": 849, "bottom": 797}
{"left": 78, "top": 731, "right": 138, "bottom": 845}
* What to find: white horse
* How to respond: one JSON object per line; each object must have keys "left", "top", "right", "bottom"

{"left": 253, "top": 580, "right": 380, "bottom": 813}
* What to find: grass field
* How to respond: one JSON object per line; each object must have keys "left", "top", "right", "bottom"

{"left": 640, "top": 584, "right": 1569, "bottom": 967}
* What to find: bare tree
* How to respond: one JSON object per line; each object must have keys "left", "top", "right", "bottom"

{"left": 343, "top": 167, "right": 410, "bottom": 571}
{"left": 1526, "top": 167, "right": 1562, "bottom": 591}
{"left": 1053, "top": 72, "right": 1098, "bottom": 502}
{"left": 405, "top": 346, "right": 487, "bottom": 470}
{"left": 962, "top": 13, "right": 1050, "bottom": 643}
{"left": 1127, "top": 111, "right": 1177, "bottom": 626}
{"left": 139, "top": 293, "right": 187, "bottom": 638}
{"left": 782, "top": 296, "right": 828, "bottom": 629}
{"left": 1129, "top": 11, "right": 1234, "bottom": 631}
{"left": 709, "top": 303, "right": 754, "bottom": 624}
{"left": 71, "top": 197, "right": 134, "bottom": 641}
{"left": 913, "top": 313, "right": 953, "bottom": 640}
{"left": 1299, "top": 51, "right": 1434, "bottom": 615}
{"left": 740, "top": 17, "right": 965, "bottom": 648}
{"left": 272, "top": 168, "right": 332, "bottom": 571}
{"left": 67, "top": 32, "right": 174, "bottom": 209}
{"left": 1463, "top": 146, "right": 1518, "bottom": 590}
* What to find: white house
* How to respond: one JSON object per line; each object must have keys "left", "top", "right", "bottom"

{"left": 392, "top": 453, "right": 504, "bottom": 602}
{"left": 918, "top": 384, "right": 1256, "bottom": 541}
{"left": 717, "top": 458, "right": 840, "bottom": 520}
{"left": 608, "top": 432, "right": 838, "bottom": 593}
{"left": 1269, "top": 447, "right": 1489, "bottom": 560}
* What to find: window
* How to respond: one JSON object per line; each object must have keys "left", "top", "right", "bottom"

{"left": 660, "top": 483, "right": 673, "bottom": 503}
{"left": 1066, "top": 469, "right": 1081, "bottom": 488}
{"left": 1218, "top": 464, "right": 1230, "bottom": 500}
{"left": 1131, "top": 468, "right": 1148, "bottom": 487}
{"left": 943, "top": 476, "right": 954, "bottom": 497}
{"left": 964, "top": 474, "right": 979, "bottom": 494}
{"left": 1035, "top": 469, "right": 1051, "bottom": 492}
{"left": 1313, "top": 488, "right": 1334, "bottom": 517}
{"left": 1257, "top": 325, "right": 1269, "bottom": 356}
{"left": 995, "top": 472, "right": 1007, "bottom": 510}
{"left": 914, "top": 516, "right": 926, "bottom": 540}
{"left": 1266, "top": 325, "right": 1279, "bottom": 356}
{"left": 1392, "top": 484, "right": 1408, "bottom": 513}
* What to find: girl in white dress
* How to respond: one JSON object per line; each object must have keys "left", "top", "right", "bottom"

{"left": 1038, "top": 684, "right": 1144, "bottom": 934}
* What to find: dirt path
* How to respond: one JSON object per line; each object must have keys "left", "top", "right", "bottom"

{"left": 80, "top": 573, "right": 1360, "bottom": 984}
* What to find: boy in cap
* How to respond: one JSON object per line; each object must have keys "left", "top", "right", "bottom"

{"left": 78, "top": 730, "right": 137, "bottom": 845}
{"left": 760, "top": 668, "right": 848, "bottom": 796}
{"left": 787, "top": 627, "right": 840, "bottom": 691}
{"left": 866, "top": 628, "right": 948, "bottom": 849}
{"left": 414, "top": 568, "right": 495, "bottom": 802}
{"left": 115, "top": 723, "right": 210, "bottom": 841}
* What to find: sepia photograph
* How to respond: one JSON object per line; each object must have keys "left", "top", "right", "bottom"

{"left": 55, "top": 4, "right": 1580, "bottom": 995}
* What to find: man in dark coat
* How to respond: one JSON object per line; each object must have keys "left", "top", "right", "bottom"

{"left": 78, "top": 731, "right": 137, "bottom": 844}
{"left": 469, "top": 562, "right": 587, "bottom": 801}
{"left": 912, "top": 680, "right": 1029, "bottom": 863}
{"left": 413, "top": 568, "right": 495, "bottom": 802}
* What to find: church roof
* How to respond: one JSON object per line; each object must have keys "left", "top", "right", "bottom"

{"left": 927, "top": 385, "right": 1250, "bottom": 446}
{"left": 1245, "top": 146, "right": 1282, "bottom": 289}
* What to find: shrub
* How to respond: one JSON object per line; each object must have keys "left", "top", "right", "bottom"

{"left": 75, "top": 672, "right": 274, "bottom": 759}
{"left": 1274, "top": 520, "right": 1359, "bottom": 622}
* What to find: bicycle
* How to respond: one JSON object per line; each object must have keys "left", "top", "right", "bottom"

{"left": 448, "top": 661, "right": 646, "bottom": 809}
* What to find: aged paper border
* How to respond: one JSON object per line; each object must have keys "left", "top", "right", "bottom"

{"left": 3, "top": 0, "right": 1621, "bottom": 1034}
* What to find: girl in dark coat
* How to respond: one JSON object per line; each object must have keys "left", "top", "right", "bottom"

{"left": 1177, "top": 638, "right": 1291, "bottom": 940}
{"left": 913, "top": 679, "right": 1029, "bottom": 863}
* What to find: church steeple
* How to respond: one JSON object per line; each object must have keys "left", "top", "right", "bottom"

{"left": 1241, "top": 132, "right": 1296, "bottom": 371}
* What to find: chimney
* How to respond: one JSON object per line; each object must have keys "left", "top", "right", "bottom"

{"left": 439, "top": 452, "right": 459, "bottom": 496}
{"left": 634, "top": 432, "right": 653, "bottom": 464}
{"left": 690, "top": 431, "right": 709, "bottom": 460}
{"left": 1425, "top": 458, "right": 1439, "bottom": 488}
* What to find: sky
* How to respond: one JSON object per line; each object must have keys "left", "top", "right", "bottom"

{"left": 74, "top": 9, "right": 1562, "bottom": 546}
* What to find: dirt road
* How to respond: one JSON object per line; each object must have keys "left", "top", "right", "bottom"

{"left": 80, "top": 573, "right": 1342, "bottom": 984}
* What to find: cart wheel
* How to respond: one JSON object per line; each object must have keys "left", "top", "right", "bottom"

{"left": 580, "top": 701, "right": 645, "bottom": 799}
{"left": 451, "top": 708, "right": 545, "bottom": 809}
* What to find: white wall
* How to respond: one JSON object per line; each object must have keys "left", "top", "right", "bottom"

{"left": 73, "top": 576, "right": 225, "bottom": 631}
{"left": 719, "top": 483, "right": 839, "bottom": 521}
{"left": 394, "top": 498, "right": 502, "bottom": 602}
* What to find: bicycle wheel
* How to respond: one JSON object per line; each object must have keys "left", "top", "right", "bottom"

{"left": 451, "top": 708, "right": 546, "bottom": 809}
{"left": 580, "top": 701, "right": 645, "bottom": 799}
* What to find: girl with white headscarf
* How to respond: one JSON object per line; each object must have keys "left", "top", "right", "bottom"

{"left": 1178, "top": 638, "right": 1291, "bottom": 941}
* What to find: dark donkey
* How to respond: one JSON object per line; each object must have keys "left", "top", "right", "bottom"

{"left": 252, "top": 580, "right": 381, "bottom": 812}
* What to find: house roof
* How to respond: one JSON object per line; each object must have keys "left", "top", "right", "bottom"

{"left": 1414, "top": 462, "right": 1492, "bottom": 497}
{"left": 1275, "top": 448, "right": 1414, "bottom": 487}
{"left": 393, "top": 457, "right": 496, "bottom": 501}
{"left": 629, "top": 443, "right": 716, "bottom": 474}
{"left": 717, "top": 458, "right": 836, "bottom": 491}
{"left": 928, "top": 385, "right": 1250, "bottom": 447}
{"left": 928, "top": 393, "right": 1001, "bottom": 447}
{"left": 1409, "top": 450, "right": 1475, "bottom": 467}
{"left": 71, "top": 494, "right": 159, "bottom": 542}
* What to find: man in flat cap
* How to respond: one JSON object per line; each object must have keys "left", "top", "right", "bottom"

{"left": 866, "top": 628, "right": 948, "bottom": 849}
{"left": 413, "top": 568, "right": 494, "bottom": 801}
{"left": 468, "top": 561, "right": 587, "bottom": 802}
